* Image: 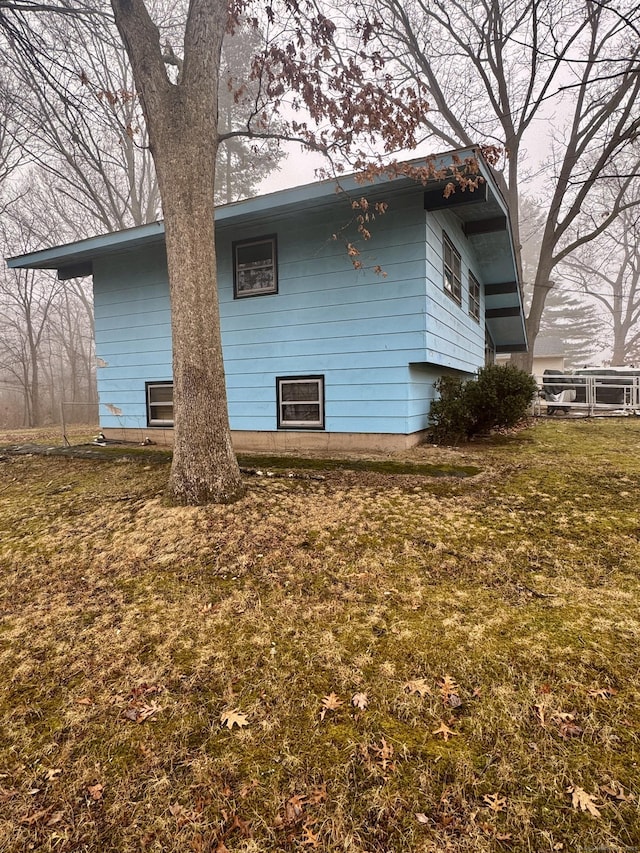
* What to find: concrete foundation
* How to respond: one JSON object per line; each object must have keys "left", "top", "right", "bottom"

{"left": 101, "top": 428, "right": 429, "bottom": 453}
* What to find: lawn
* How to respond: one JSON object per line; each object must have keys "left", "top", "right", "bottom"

{"left": 0, "top": 420, "right": 639, "bottom": 852}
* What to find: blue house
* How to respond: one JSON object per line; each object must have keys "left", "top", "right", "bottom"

{"left": 7, "top": 147, "right": 526, "bottom": 451}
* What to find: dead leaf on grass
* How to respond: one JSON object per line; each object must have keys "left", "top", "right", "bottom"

{"left": 45, "top": 768, "right": 63, "bottom": 781}
{"left": 301, "top": 820, "right": 320, "bottom": 847}
{"left": 533, "top": 703, "right": 547, "bottom": 727}
{"left": 351, "top": 692, "right": 368, "bottom": 710}
{"left": 75, "top": 697, "right": 94, "bottom": 706}
{"left": 438, "top": 675, "right": 459, "bottom": 703}
{"left": 404, "top": 678, "right": 432, "bottom": 697}
{"left": 87, "top": 783, "right": 104, "bottom": 801}
{"left": 20, "top": 806, "right": 53, "bottom": 826}
{"left": 239, "top": 779, "right": 259, "bottom": 798}
{"left": 432, "top": 721, "right": 459, "bottom": 741}
{"left": 567, "top": 786, "right": 601, "bottom": 818}
{"left": 122, "top": 702, "right": 159, "bottom": 723}
{"left": 415, "top": 812, "right": 429, "bottom": 824}
{"left": 588, "top": 686, "right": 617, "bottom": 699}
{"left": 600, "top": 781, "right": 634, "bottom": 802}
{"left": 285, "top": 794, "right": 306, "bottom": 822}
{"left": 220, "top": 708, "right": 249, "bottom": 729}
{"left": 483, "top": 793, "right": 507, "bottom": 813}
{"left": 320, "top": 693, "right": 343, "bottom": 720}
{"left": 309, "top": 784, "right": 327, "bottom": 804}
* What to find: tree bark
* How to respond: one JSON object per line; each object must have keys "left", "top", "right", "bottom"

{"left": 112, "top": 0, "right": 244, "bottom": 504}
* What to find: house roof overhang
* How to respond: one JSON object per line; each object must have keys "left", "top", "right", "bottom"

{"left": 6, "top": 146, "right": 526, "bottom": 352}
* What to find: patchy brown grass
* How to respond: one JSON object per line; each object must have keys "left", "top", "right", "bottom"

{"left": 0, "top": 419, "right": 639, "bottom": 852}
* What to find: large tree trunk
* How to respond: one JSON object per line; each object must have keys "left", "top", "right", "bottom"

{"left": 160, "top": 143, "right": 243, "bottom": 504}
{"left": 112, "top": 0, "right": 244, "bottom": 505}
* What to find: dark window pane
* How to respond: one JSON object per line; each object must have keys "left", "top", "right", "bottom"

{"left": 281, "top": 382, "right": 319, "bottom": 403}
{"left": 282, "top": 403, "right": 321, "bottom": 422}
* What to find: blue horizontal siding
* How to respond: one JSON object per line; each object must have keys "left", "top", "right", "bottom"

{"left": 91, "top": 188, "right": 489, "bottom": 436}
{"left": 425, "top": 211, "right": 485, "bottom": 372}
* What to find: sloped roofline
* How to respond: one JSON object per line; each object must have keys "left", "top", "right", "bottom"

{"left": 7, "top": 146, "right": 504, "bottom": 271}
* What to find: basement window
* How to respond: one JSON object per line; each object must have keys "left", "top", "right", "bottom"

{"left": 277, "top": 376, "right": 324, "bottom": 429}
{"left": 146, "top": 381, "right": 174, "bottom": 426}
{"left": 234, "top": 235, "right": 278, "bottom": 297}
{"left": 443, "top": 232, "right": 462, "bottom": 304}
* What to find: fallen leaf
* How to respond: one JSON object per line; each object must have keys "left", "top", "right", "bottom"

{"left": 600, "top": 781, "right": 634, "bottom": 802}
{"left": 567, "top": 786, "right": 601, "bottom": 818}
{"left": 309, "top": 784, "right": 327, "bottom": 804}
{"left": 122, "top": 703, "right": 159, "bottom": 723}
{"left": 404, "top": 678, "right": 432, "bottom": 697}
{"left": 533, "top": 703, "right": 546, "bottom": 727}
{"left": 320, "top": 693, "right": 343, "bottom": 720}
{"left": 45, "top": 810, "right": 65, "bottom": 827}
{"left": 20, "top": 807, "right": 53, "bottom": 826}
{"left": 87, "top": 783, "right": 104, "bottom": 800}
{"left": 432, "top": 721, "right": 459, "bottom": 741}
{"left": 351, "top": 692, "right": 368, "bottom": 710}
{"left": 415, "top": 812, "right": 429, "bottom": 824}
{"left": 45, "top": 768, "right": 63, "bottom": 781}
{"left": 588, "top": 686, "right": 617, "bottom": 699}
{"left": 239, "top": 779, "right": 259, "bottom": 798}
{"left": 557, "top": 720, "right": 583, "bottom": 739}
{"left": 301, "top": 821, "right": 320, "bottom": 847}
{"left": 371, "top": 737, "right": 395, "bottom": 771}
{"left": 438, "top": 675, "right": 459, "bottom": 702}
{"left": 483, "top": 793, "right": 507, "bottom": 813}
{"left": 221, "top": 708, "right": 249, "bottom": 729}
{"left": 285, "top": 794, "right": 306, "bottom": 822}
{"left": 75, "top": 697, "right": 94, "bottom": 706}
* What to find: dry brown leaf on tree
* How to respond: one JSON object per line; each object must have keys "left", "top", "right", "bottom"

{"left": 320, "top": 693, "right": 343, "bottom": 720}
{"left": 432, "top": 721, "right": 459, "bottom": 741}
{"left": 220, "top": 708, "right": 249, "bottom": 729}
{"left": 567, "top": 786, "right": 601, "bottom": 817}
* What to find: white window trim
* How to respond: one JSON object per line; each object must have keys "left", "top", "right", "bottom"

{"left": 277, "top": 375, "right": 325, "bottom": 429}
{"left": 233, "top": 235, "right": 278, "bottom": 298}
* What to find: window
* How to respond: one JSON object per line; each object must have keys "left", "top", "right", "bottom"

{"left": 277, "top": 376, "right": 324, "bottom": 429}
{"left": 485, "top": 328, "right": 496, "bottom": 365}
{"left": 146, "top": 381, "right": 173, "bottom": 426}
{"left": 443, "top": 232, "right": 462, "bottom": 304}
{"left": 234, "top": 235, "right": 277, "bottom": 298}
{"left": 468, "top": 271, "right": 481, "bottom": 321}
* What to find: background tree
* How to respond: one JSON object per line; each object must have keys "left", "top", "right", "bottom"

{"left": 352, "top": 0, "right": 640, "bottom": 369}
{"left": 561, "top": 205, "right": 640, "bottom": 365}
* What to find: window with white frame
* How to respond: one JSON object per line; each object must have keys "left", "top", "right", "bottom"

{"left": 443, "top": 232, "right": 462, "bottom": 304}
{"left": 146, "top": 381, "right": 174, "bottom": 426}
{"left": 468, "top": 271, "right": 481, "bottom": 321}
{"left": 234, "top": 235, "right": 278, "bottom": 298}
{"left": 277, "top": 376, "right": 324, "bottom": 429}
